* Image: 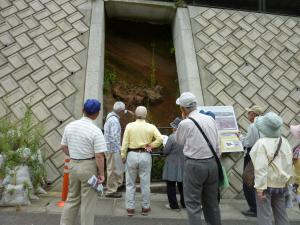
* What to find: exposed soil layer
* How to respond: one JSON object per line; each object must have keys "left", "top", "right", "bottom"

{"left": 104, "top": 19, "right": 180, "bottom": 128}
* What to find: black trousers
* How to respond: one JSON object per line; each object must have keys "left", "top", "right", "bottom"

{"left": 166, "top": 181, "right": 185, "bottom": 209}
{"left": 243, "top": 151, "right": 257, "bottom": 213}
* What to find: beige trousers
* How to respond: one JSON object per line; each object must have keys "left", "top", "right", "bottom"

{"left": 105, "top": 152, "right": 124, "bottom": 194}
{"left": 60, "top": 159, "right": 97, "bottom": 225}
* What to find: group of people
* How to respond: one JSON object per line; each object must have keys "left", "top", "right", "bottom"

{"left": 58, "top": 92, "right": 300, "bottom": 225}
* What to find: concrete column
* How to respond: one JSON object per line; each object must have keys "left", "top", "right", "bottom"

{"left": 85, "top": 0, "right": 105, "bottom": 127}
{"left": 172, "top": 8, "right": 204, "bottom": 105}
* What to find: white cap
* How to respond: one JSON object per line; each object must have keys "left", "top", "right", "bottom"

{"left": 135, "top": 106, "right": 147, "bottom": 119}
{"left": 176, "top": 92, "right": 197, "bottom": 108}
{"left": 113, "top": 101, "right": 125, "bottom": 112}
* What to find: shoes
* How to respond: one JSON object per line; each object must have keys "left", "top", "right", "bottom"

{"left": 127, "top": 208, "right": 134, "bottom": 217}
{"left": 165, "top": 204, "right": 181, "bottom": 212}
{"left": 141, "top": 207, "right": 151, "bottom": 216}
{"left": 241, "top": 210, "right": 257, "bottom": 217}
{"left": 105, "top": 192, "right": 122, "bottom": 198}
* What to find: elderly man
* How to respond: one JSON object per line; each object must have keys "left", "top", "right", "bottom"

{"left": 240, "top": 105, "right": 263, "bottom": 217}
{"left": 121, "top": 106, "right": 163, "bottom": 216}
{"left": 60, "top": 99, "right": 107, "bottom": 225}
{"left": 175, "top": 92, "right": 221, "bottom": 225}
{"left": 104, "top": 101, "right": 131, "bottom": 198}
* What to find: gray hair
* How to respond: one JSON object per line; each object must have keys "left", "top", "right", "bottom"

{"left": 113, "top": 101, "right": 125, "bottom": 112}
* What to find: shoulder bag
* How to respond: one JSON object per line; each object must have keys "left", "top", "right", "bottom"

{"left": 188, "top": 117, "right": 229, "bottom": 189}
{"left": 242, "top": 137, "right": 282, "bottom": 188}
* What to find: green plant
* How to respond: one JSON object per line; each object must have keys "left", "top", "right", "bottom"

{"left": 104, "top": 61, "right": 117, "bottom": 94}
{"left": 175, "top": 0, "right": 185, "bottom": 7}
{"left": 149, "top": 42, "right": 157, "bottom": 88}
{"left": 151, "top": 156, "right": 165, "bottom": 181}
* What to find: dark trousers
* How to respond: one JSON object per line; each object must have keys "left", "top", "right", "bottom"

{"left": 166, "top": 181, "right": 185, "bottom": 209}
{"left": 184, "top": 158, "right": 221, "bottom": 225}
{"left": 243, "top": 152, "right": 257, "bottom": 213}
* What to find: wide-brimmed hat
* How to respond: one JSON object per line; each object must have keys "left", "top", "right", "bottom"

{"left": 290, "top": 124, "right": 300, "bottom": 139}
{"left": 170, "top": 117, "right": 181, "bottom": 129}
{"left": 176, "top": 92, "right": 197, "bottom": 108}
{"left": 255, "top": 112, "right": 283, "bottom": 138}
{"left": 246, "top": 105, "right": 263, "bottom": 115}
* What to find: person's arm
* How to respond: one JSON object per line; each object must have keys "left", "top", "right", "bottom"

{"left": 149, "top": 126, "right": 163, "bottom": 148}
{"left": 250, "top": 141, "right": 268, "bottom": 200}
{"left": 175, "top": 122, "right": 186, "bottom": 146}
{"left": 95, "top": 152, "right": 105, "bottom": 183}
{"left": 121, "top": 125, "right": 130, "bottom": 161}
{"left": 241, "top": 124, "right": 259, "bottom": 148}
{"left": 61, "top": 145, "right": 69, "bottom": 156}
{"left": 163, "top": 135, "right": 174, "bottom": 155}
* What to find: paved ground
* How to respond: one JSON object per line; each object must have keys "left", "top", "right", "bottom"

{"left": 0, "top": 192, "right": 299, "bottom": 225}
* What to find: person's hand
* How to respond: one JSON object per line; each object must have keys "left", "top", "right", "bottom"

{"left": 97, "top": 175, "right": 105, "bottom": 184}
{"left": 145, "top": 144, "right": 152, "bottom": 153}
{"left": 236, "top": 131, "right": 241, "bottom": 138}
{"left": 257, "top": 191, "right": 266, "bottom": 202}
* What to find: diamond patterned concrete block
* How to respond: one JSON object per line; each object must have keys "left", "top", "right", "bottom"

{"left": 1, "top": 43, "right": 21, "bottom": 57}
{"left": 0, "top": 75, "right": 18, "bottom": 92}
{"left": 252, "top": 95, "right": 268, "bottom": 111}
{"left": 8, "top": 53, "right": 26, "bottom": 68}
{"left": 238, "top": 64, "right": 254, "bottom": 76}
{"left": 45, "top": 56, "right": 62, "bottom": 72}
{"left": 4, "top": 87, "right": 25, "bottom": 105}
{"left": 34, "top": 9, "right": 51, "bottom": 21}
{"left": 10, "top": 24, "right": 28, "bottom": 37}
{"left": 29, "top": 0, "right": 45, "bottom": 12}
{"left": 19, "top": 76, "right": 38, "bottom": 94}
{"left": 11, "top": 65, "right": 32, "bottom": 81}
{"left": 38, "top": 77, "right": 56, "bottom": 95}
{"left": 57, "top": 19, "right": 72, "bottom": 32}
{"left": 45, "top": 1, "right": 60, "bottom": 13}
{"left": 23, "top": 89, "right": 45, "bottom": 106}
{"left": 225, "top": 82, "right": 242, "bottom": 97}
{"left": 228, "top": 171, "right": 242, "bottom": 192}
{"left": 206, "top": 60, "right": 222, "bottom": 74}
{"left": 1, "top": 0, "right": 12, "bottom": 9}
{"left": 50, "top": 10, "right": 67, "bottom": 22}
{"left": 42, "top": 116, "right": 60, "bottom": 135}
{"left": 44, "top": 130, "right": 61, "bottom": 152}
{"left": 214, "top": 51, "right": 229, "bottom": 64}
{"left": 216, "top": 91, "right": 235, "bottom": 105}
{"left": 196, "top": 32, "right": 211, "bottom": 45}
{"left": 38, "top": 46, "right": 57, "bottom": 60}
{"left": 197, "top": 49, "right": 213, "bottom": 64}
{"left": 15, "top": 33, "right": 33, "bottom": 48}
{"left": 274, "top": 86, "right": 289, "bottom": 101}
{"left": 231, "top": 71, "right": 248, "bottom": 87}
{"left": 40, "top": 143, "right": 54, "bottom": 159}
{"left": 284, "top": 67, "right": 298, "bottom": 81}
{"left": 0, "top": 55, "right": 7, "bottom": 67}
{"left": 51, "top": 37, "right": 68, "bottom": 51}
{"left": 234, "top": 93, "right": 252, "bottom": 108}
{"left": 238, "top": 116, "right": 250, "bottom": 131}
{"left": 195, "top": 15, "right": 209, "bottom": 28}
{"left": 68, "top": 38, "right": 84, "bottom": 53}
{"left": 63, "top": 57, "right": 81, "bottom": 72}
{"left": 56, "top": 117, "right": 75, "bottom": 135}
{"left": 290, "top": 58, "right": 300, "bottom": 71}
{"left": 0, "top": 63, "right": 14, "bottom": 78}
{"left": 0, "top": 32, "right": 14, "bottom": 46}
{"left": 247, "top": 29, "right": 260, "bottom": 41}
{"left": 205, "top": 42, "right": 220, "bottom": 54}
{"left": 23, "top": 16, "right": 39, "bottom": 29}
{"left": 50, "top": 68, "right": 70, "bottom": 83}
{"left": 10, "top": 100, "right": 27, "bottom": 119}
{"left": 202, "top": 8, "right": 216, "bottom": 20}
{"left": 238, "top": 20, "right": 252, "bottom": 32}
{"left": 0, "top": 99, "right": 9, "bottom": 117}
{"left": 31, "top": 66, "right": 51, "bottom": 82}
{"left": 0, "top": 22, "right": 11, "bottom": 34}
{"left": 1, "top": 6, "right": 18, "bottom": 18}
{"left": 45, "top": 160, "right": 60, "bottom": 183}
{"left": 34, "top": 35, "right": 50, "bottom": 49}
{"left": 258, "top": 84, "right": 273, "bottom": 99}
{"left": 57, "top": 79, "right": 76, "bottom": 97}
{"left": 6, "top": 14, "right": 22, "bottom": 27}
{"left": 221, "top": 156, "right": 235, "bottom": 172}
{"left": 51, "top": 103, "right": 71, "bottom": 121}
{"left": 210, "top": 17, "right": 224, "bottom": 29}
{"left": 71, "top": 0, "right": 88, "bottom": 7}
{"left": 43, "top": 90, "right": 64, "bottom": 108}
{"left": 270, "top": 66, "right": 284, "bottom": 79}
{"left": 255, "top": 64, "right": 269, "bottom": 78}
{"left": 208, "top": 80, "right": 225, "bottom": 96}
{"left": 20, "top": 44, "right": 39, "bottom": 58}
{"left": 233, "top": 28, "right": 247, "bottom": 40}
{"left": 267, "top": 96, "right": 285, "bottom": 112}
{"left": 203, "top": 24, "right": 218, "bottom": 37}
{"left": 214, "top": 70, "right": 232, "bottom": 85}
{"left": 285, "top": 97, "right": 299, "bottom": 113}
{"left": 40, "top": 17, "right": 56, "bottom": 31}
{"left": 281, "top": 107, "right": 295, "bottom": 124}
{"left": 32, "top": 102, "right": 51, "bottom": 121}
{"left": 219, "top": 26, "right": 232, "bottom": 38}
{"left": 276, "top": 32, "right": 289, "bottom": 43}
{"left": 45, "top": 27, "right": 63, "bottom": 40}
{"left": 243, "top": 83, "right": 258, "bottom": 98}
{"left": 67, "top": 11, "right": 83, "bottom": 23}
{"left": 251, "top": 46, "right": 265, "bottom": 59}
{"left": 56, "top": 47, "right": 75, "bottom": 61}
{"left": 228, "top": 53, "right": 244, "bottom": 66}
{"left": 222, "top": 62, "right": 238, "bottom": 76}
{"left": 279, "top": 77, "right": 295, "bottom": 91}
{"left": 61, "top": 2, "right": 76, "bottom": 15}
{"left": 26, "top": 54, "right": 44, "bottom": 70}
{"left": 236, "top": 45, "right": 250, "bottom": 58}
{"left": 51, "top": 150, "right": 65, "bottom": 168}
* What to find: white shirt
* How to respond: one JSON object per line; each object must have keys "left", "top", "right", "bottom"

{"left": 61, "top": 117, "right": 107, "bottom": 159}
{"left": 176, "top": 110, "right": 220, "bottom": 159}
{"left": 104, "top": 112, "right": 121, "bottom": 153}
{"left": 240, "top": 123, "right": 262, "bottom": 148}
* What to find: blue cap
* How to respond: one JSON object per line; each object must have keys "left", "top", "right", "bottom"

{"left": 84, "top": 99, "right": 101, "bottom": 114}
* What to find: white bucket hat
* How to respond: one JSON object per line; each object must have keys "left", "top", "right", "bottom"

{"left": 255, "top": 112, "right": 283, "bottom": 138}
{"left": 135, "top": 106, "right": 147, "bottom": 119}
{"left": 113, "top": 101, "right": 126, "bottom": 112}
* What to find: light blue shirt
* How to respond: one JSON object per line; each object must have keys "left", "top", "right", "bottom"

{"left": 104, "top": 112, "right": 121, "bottom": 152}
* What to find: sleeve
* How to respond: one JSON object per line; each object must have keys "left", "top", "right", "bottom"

{"left": 93, "top": 130, "right": 107, "bottom": 153}
{"left": 61, "top": 127, "right": 68, "bottom": 146}
{"left": 250, "top": 141, "right": 268, "bottom": 192}
{"left": 104, "top": 118, "right": 121, "bottom": 151}
{"left": 213, "top": 120, "right": 221, "bottom": 158}
{"left": 175, "top": 122, "right": 186, "bottom": 146}
{"left": 241, "top": 124, "right": 260, "bottom": 148}
{"left": 121, "top": 125, "right": 130, "bottom": 158}
{"left": 163, "top": 135, "right": 174, "bottom": 155}
{"left": 150, "top": 126, "right": 163, "bottom": 148}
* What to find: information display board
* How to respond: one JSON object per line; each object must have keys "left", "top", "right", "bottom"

{"left": 198, "top": 106, "right": 243, "bottom": 153}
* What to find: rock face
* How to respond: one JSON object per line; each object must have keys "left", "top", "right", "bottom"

{"left": 111, "top": 81, "right": 163, "bottom": 108}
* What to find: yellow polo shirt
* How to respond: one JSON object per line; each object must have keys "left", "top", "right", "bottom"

{"left": 121, "top": 119, "right": 163, "bottom": 158}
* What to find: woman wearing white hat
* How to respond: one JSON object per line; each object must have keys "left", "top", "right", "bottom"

{"left": 250, "top": 112, "right": 293, "bottom": 225}
{"left": 290, "top": 124, "right": 300, "bottom": 208}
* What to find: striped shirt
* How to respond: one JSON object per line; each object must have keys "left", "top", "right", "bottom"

{"left": 104, "top": 112, "right": 121, "bottom": 153}
{"left": 61, "top": 117, "right": 107, "bottom": 159}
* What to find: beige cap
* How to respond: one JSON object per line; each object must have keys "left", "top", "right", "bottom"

{"left": 176, "top": 92, "right": 197, "bottom": 108}
{"left": 135, "top": 106, "right": 147, "bottom": 119}
{"left": 246, "top": 105, "right": 263, "bottom": 115}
